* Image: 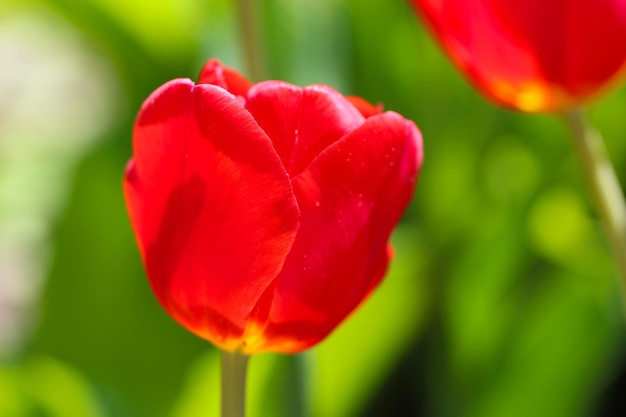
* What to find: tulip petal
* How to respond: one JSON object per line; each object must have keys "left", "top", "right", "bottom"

{"left": 414, "top": 0, "right": 543, "bottom": 109}
{"left": 346, "top": 96, "right": 383, "bottom": 118}
{"left": 124, "top": 79, "right": 299, "bottom": 349}
{"left": 488, "top": 0, "right": 626, "bottom": 96}
{"left": 412, "top": 0, "right": 626, "bottom": 111}
{"left": 245, "top": 82, "right": 365, "bottom": 177}
{"left": 252, "top": 112, "right": 422, "bottom": 353}
{"left": 198, "top": 58, "right": 253, "bottom": 96}
{"left": 124, "top": 79, "right": 195, "bottom": 257}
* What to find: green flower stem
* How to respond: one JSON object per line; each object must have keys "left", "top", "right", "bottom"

{"left": 563, "top": 107, "right": 626, "bottom": 307}
{"left": 221, "top": 350, "right": 249, "bottom": 417}
{"left": 235, "top": 0, "right": 265, "bottom": 81}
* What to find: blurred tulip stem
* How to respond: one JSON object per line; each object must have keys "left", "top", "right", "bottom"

{"left": 235, "top": 0, "right": 266, "bottom": 81}
{"left": 563, "top": 107, "right": 626, "bottom": 306}
{"left": 221, "top": 350, "right": 249, "bottom": 417}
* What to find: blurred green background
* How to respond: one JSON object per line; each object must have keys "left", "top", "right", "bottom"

{"left": 1, "top": 0, "right": 626, "bottom": 416}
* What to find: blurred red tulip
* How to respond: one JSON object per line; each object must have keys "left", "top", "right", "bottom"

{"left": 124, "top": 59, "right": 423, "bottom": 354}
{"left": 409, "top": 0, "right": 626, "bottom": 112}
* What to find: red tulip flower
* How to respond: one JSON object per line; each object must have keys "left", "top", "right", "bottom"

{"left": 124, "top": 59, "right": 422, "bottom": 354}
{"left": 409, "top": 0, "right": 626, "bottom": 112}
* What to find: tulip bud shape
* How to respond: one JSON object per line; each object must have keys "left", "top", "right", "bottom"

{"left": 124, "top": 59, "right": 423, "bottom": 354}
{"left": 409, "top": 0, "right": 626, "bottom": 112}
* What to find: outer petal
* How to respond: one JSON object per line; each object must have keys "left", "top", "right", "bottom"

{"left": 248, "top": 112, "right": 422, "bottom": 353}
{"left": 412, "top": 0, "right": 548, "bottom": 110}
{"left": 489, "top": 0, "right": 626, "bottom": 97}
{"left": 410, "top": 0, "right": 626, "bottom": 111}
{"left": 197, "top": 58, "right": 253, "bottom": 97}
{"left": 123, "top": 79, "right": 299, "bottom": 350}
{"left": 244, "top": 82, "right": 365, "bottom": 177}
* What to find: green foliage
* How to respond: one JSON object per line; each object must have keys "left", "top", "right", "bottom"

{"left": 0, "top": 0, "right": 624, "bottom": 416}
